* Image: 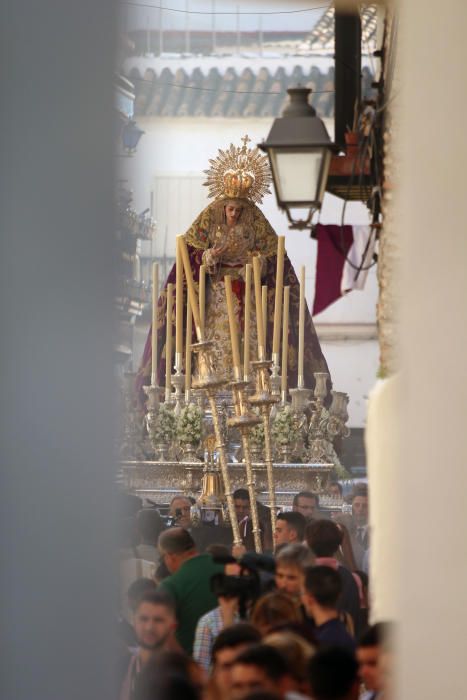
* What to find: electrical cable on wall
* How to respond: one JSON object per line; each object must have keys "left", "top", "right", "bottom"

{"left": 121, "top": 1, "right": 331, "bottom": 15}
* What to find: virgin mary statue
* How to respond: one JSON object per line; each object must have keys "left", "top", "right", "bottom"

{"left": 136, "top": 137, "right": 330, "bottom": 401}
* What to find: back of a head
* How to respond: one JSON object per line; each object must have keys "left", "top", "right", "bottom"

{"left": 251, "top": 591, "right": 302, "bottom": 632}
{"left": 277, "top": 511, "right": 306, "bottom": 540}
{"left": 137, "top": 508, "right": 164, "bottom": 544}
{"left": 135, "top": 653, "right": 200, "bottom": 700}
{"left": 233, "top": 644, "right": 290, "bottom": 682}
{"left": 264, "top": 631, "right": 315, "bottom": 683}
{"left": 308, "top": 647, "right": 358, "bottom": 700}
{"left": 158, "top": 527, "right": 196, "bottom": 555}
{"left": 306, "top": 519, "right": 343, "bottom": 557}
{"left": 205, "top": 543, "right": 232, "bottom": 560}
{"left": 211, "top": 622, "right": 262, "bottom": 663}
{"left": 304, "top": 566, "right": 342, "bottom": 608}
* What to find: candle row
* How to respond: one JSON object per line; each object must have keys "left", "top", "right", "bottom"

{"left": 151, "top": 236, "right": 307, "bottom": 396}
{"left": 150, "top": 254, "right": 205, "bottom": 391}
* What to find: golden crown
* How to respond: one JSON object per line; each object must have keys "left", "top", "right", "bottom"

{"left": 203, "top": 135, "right": 272, "bottom": 204}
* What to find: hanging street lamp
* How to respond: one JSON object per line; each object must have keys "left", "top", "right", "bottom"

{"left": 258, "top": 86, "right": 336, "bottom": 230}
{"left": 122, "top": 119, "right": 145, "bottom": 155}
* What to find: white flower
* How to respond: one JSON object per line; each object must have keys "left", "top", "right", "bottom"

{"left": 177, "top": 404, "right": 203, "bottom": 446}
{"left": 273, "top": 406, "right": 300, "bottom": 446}
{"left": 151, "top": 404, "right": 177, "bottom": 443}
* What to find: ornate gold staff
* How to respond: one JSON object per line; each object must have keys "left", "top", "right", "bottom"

{"left": 177, "top": 236, "right": 242, "bottom": 547}
{"left": 249, "top": 256, "right": 279, "bottom": 534}
{"left": 224, "top": 275, "right": 263, "bottom": 553}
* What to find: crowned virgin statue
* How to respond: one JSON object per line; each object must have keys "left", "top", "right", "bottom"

{"left": 136, "top": 137, "right": 330, "bottom": 400}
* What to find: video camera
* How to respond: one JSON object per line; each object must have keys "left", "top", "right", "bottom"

{"left": 210, "top": 552, "right": 276, "bottom": 618}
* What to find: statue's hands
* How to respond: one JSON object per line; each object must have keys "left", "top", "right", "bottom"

{"left": 210, "top": 242, "right": 229, "bottom": 261}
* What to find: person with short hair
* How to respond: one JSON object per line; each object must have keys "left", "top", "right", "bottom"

{"left": 119, "top": 590, "right": 179, "bottom": 700}
{"left": 357, "top": 623, "right": 386, "bottom": 700}
{"left": 229, "top": 644, "right": 294, "bottom": 699}
{"left": 292, "top": 491, "right": 319, "bottom": 520}
{"left": 157, "top": 527, "right": 223, "bottom": 654}
{"left": 274, "top": 543, "right": 314, "bottom": 599}
{"left": 305, "top": 520, "right": 360, "bottom": 635}
{"left": 301, "top": 566, "right": 356, "bottom": 653}
{"left": 328, "top": 481, "right": 343, "bottom": 499}
{"left": 127, "top": 578, "right": 158, "bottom": 612}
{"left": 233, "top": 489, "right": 273, "bottom": 551}
{"left": 210, "top": 623, "right": 262, "bottom": 699}
{"left": 334, "top": 485, "right": 369, "bottom": 570}
{"left": 308, "top": 647, "right": 359, "bottom": 700}
{"left": 135, "top": 650, "right": 205, "bottom": 700}
{"left": 193, "top": 559, "right": 242, "bottom": 671}
{"left": 118, "top": 578, "right": 158, "bottom": 650}
{"left": 274, "top": 512, "right": 306, "bottom": 548}
{"left": 264, "top": 630, "right": 315, "bottom": 695}
{"left": 169, "top": 495, "right": 192, "bottom": 529}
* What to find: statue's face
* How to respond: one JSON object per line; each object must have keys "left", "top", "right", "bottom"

{"left": 225, "top": 203, "right": 243, "bottom": 227}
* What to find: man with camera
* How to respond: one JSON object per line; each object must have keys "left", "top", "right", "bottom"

{"left": 168, "top": 495, "right": 192, "bottom": 530}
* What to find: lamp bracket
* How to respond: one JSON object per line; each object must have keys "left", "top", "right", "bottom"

{"left": 285, "top": 206, "right": 316, "bottom": 230}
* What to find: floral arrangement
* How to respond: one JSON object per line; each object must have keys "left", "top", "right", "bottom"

{"left": 151, "top": 403, "right": 177, "bottom": 444}
{"left": 273, "top": 405, "right": 301, "bottom": 447}
{"left": 249, "top": 415, "right": 265, "bottom": 451}
{"left": 177, "top": 403, "right": 203, "bottom": 446}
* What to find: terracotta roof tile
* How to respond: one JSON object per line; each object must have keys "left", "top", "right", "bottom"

{"left": 129, "top": 62, "right": 375, "bottom": 119}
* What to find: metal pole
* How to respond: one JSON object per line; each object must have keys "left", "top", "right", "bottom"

{"left": 334, "top": 9, "right": 361, "bottom": 148}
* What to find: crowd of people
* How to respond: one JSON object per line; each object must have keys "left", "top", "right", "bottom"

{"left": 117, "top": 483, "right": 392, "bottom": 700}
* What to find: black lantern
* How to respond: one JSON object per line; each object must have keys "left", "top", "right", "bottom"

{"left": 258, "top": 86, "right": 336, "bottom": 229}
{"left": 122, "top": 119, "right": 145, "bottom": 154}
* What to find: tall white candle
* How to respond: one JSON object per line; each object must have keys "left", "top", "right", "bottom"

{"left": 243, "top": 263, "right": 252, "bottom": 379}
{"left": 165, "top": 283, "right": 174, "bottom": 396}
{"left": 252, "top": 256, "right": 265, "bottom": 360}
{"left": 185, "top": 297, "right": 192, "bottom": 401}
{"left": 272, "top": 236, "right": 285, "bottom": 360}
{"left": 175, "top": 238, "right": 183, "bottom": 358}
{"left": 151, "top": 262, "right": 159, "bottom": 386}
{"left": 199, "top": 264, "right": 206, "bottom": 336}
{"left": 281, "top": 286, "right": 290, "bottom": 396}
{"left": 262, "top": 285, "right": 268, "bottom": 349}
{"left": 298, "top": 266, "right": 305, "bottom": 388}
{"left": 177, "top": 236, "right": 203, "bottom": 341}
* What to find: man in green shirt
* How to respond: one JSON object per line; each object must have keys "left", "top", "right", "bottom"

{"left": 158, "top": 527, "right": 224, "bottom": 654}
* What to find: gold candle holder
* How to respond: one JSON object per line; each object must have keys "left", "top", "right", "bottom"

{"left": 248, "top": 359, "right": 280, "bottom": 534}
{"left": 228, "top": 379, "right": 263, "bottom": 553}
{"left": 171, "top": 352, "right": 185, "bottom": 417}
{"left": 178, "top": 235, "right": 242, "bottom": 545}
{"left": 190, "top": 343, "right": 242, "bottom": 546}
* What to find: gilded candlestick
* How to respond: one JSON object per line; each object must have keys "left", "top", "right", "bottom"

{"left": 248, "top": 359, "right": 279, "bottom": 534}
